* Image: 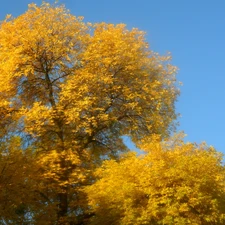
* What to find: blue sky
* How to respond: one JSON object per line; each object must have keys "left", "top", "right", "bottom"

{"left": 1, "top": 1, "right": 225, "bottom": 153}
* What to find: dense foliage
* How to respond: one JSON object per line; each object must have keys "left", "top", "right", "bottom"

{"left": 85, "top": 135, "right": 225, "bottom": 224}
{"left": 0, "top": 2, "right": 223, "bottom": 225}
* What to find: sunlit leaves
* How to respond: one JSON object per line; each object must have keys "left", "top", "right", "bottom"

{"left": 0, "top": 2, "right": 179, "bottom": 223}
{"left": 85, "top": 136, "right": 225, "bottom": 225}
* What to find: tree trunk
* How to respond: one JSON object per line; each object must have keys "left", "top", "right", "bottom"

{"left": 57, "top": 190, "right": 68, "bottom": 224}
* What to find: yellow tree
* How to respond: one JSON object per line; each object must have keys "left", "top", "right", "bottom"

{"left": 85, "top": 135, "right": 225, "bottom": 225}
{"left": 0, "top": 2, "right": 178, "bottom": 224}
{"left": 0, "top": 137, "right": 36, "bottom": 224}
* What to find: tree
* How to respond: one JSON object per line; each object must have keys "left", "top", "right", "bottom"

{"left": 0, "top": 137, "right": 36, "bottom": 224}
{"left": 0, "top": 2, "right": 178, "bottom": 224}
{"left": 85, "top": 135, "right": 225, "bottom": 225}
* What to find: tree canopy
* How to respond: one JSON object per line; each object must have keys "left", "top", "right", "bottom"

{"left": 85, "top": 135, "right": 225, "bottom": 224}
{"left": 0, "top": 2, "right": 223, "bottom": 225}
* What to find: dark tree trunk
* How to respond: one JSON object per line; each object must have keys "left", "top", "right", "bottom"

{"left": 57, "top": 189, "right": 68, "bottom": 224}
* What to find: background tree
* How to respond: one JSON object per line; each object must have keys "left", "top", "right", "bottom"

{"left": 85, "top": 135, "right": 225, "bottom": 225}
{"left": 0, "top": 137, "right": 36, "bottom": 224}
{"left": 0, "top": 2, "right": 178, "bottom": 224}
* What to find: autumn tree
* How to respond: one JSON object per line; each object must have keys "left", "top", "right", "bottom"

{"left": 0, "top": 2, "right": 178, "bottom": 224}
{"left": 0, "top": 137, "right": 36, "bottom": 224}
{"left": 85, "top": 135, "right": 225, "bottom": 225}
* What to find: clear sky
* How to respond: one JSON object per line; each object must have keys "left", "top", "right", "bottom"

{"left": 1, "top": 1, "right": 225, "bottom": 153}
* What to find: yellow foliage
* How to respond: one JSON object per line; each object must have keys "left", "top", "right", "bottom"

{"left": 0, "top": 2, "right": 178, "bottom": 223}
{"left": 0, "top": 137, "right": 38, "bottom": 223}
{"left": 85, "top": 136, "right": 225, "bottom": 225}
